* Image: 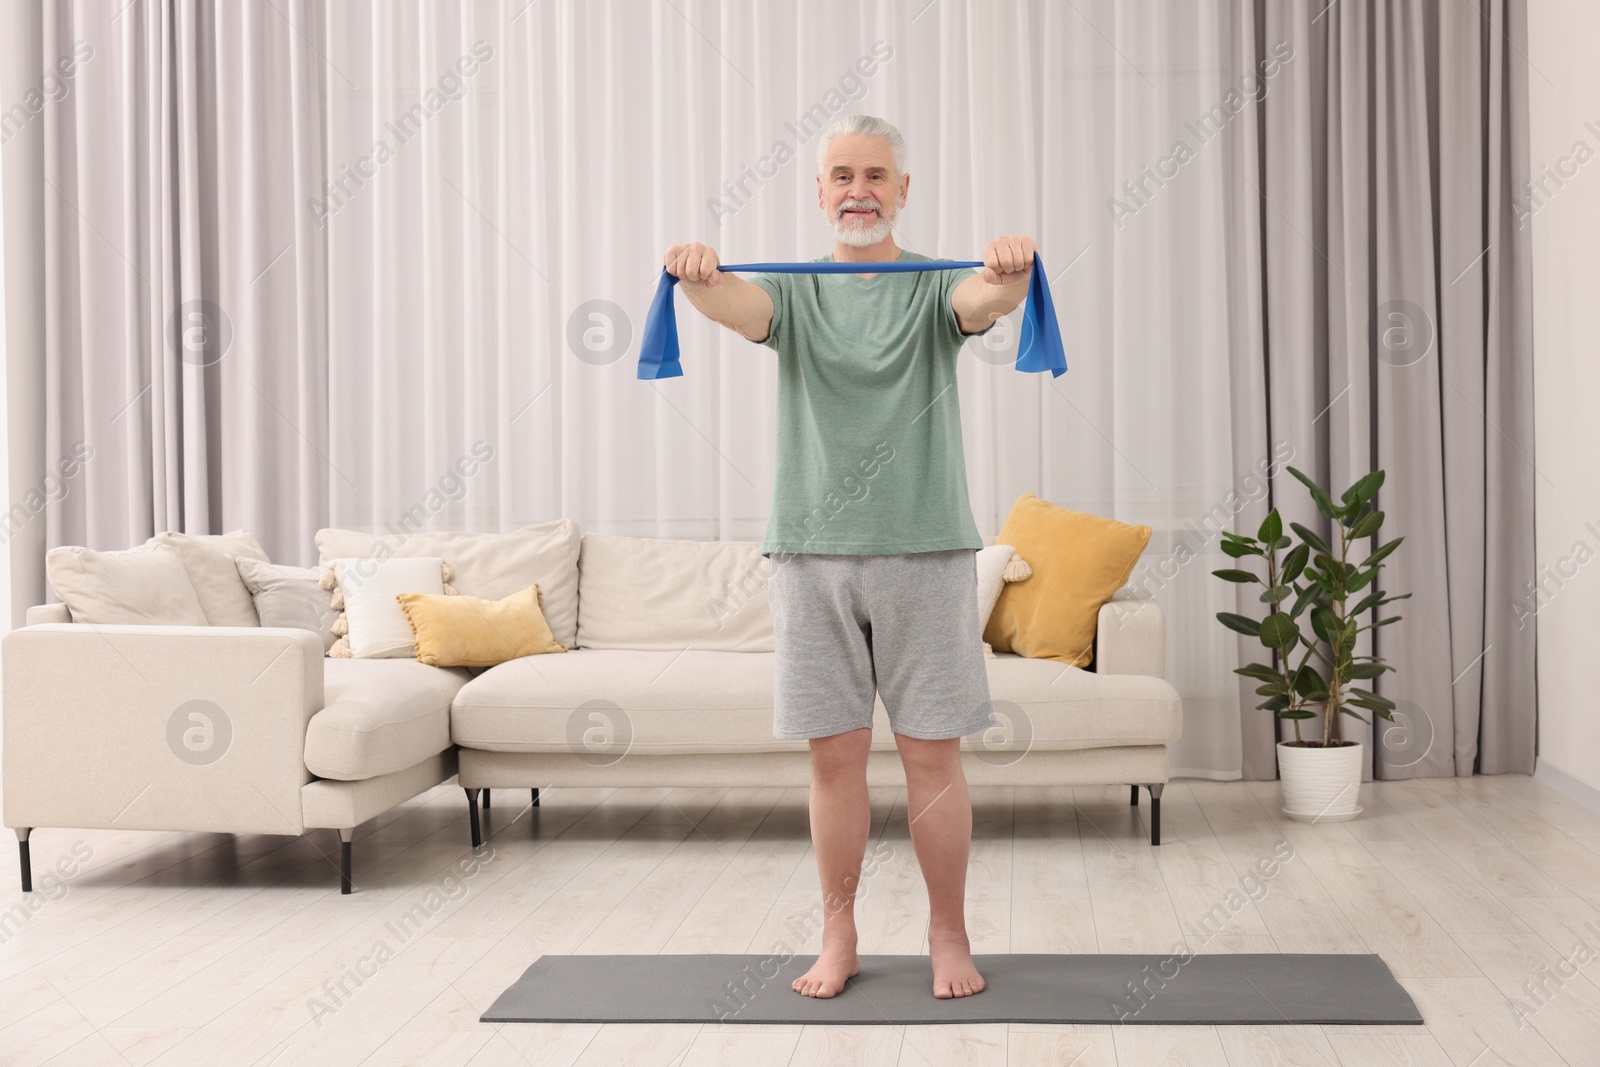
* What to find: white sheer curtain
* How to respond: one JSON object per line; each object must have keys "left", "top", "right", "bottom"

{"left": 322, "top": 0, "right": 1246, "bottom": 777}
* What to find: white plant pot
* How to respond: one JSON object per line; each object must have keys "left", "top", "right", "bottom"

{"left": 1277, "top": 741, "right": 1364, "bottom": 822}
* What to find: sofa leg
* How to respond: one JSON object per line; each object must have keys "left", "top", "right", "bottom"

{"left": 1130, "top": 785, "right": 1139, "bottom": 806}
{"left": 1148, "top": 784, "right": 1164, "bottom": 846}
{"left": 16, "top": 828, "right": 32, "bottom": 893}
{"left": 465, "top": 788, "right": 482, "bottom": 848}
{"left": 532, "top": 788, "right": 540, "bottom": 807}
{"left": 483, "top": 788, "right": 490, "bottom": 810}
{"left": 338, "top": 828, "right": 354, "bottom": 894}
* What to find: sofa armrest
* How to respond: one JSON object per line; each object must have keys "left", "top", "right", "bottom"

{"left": 3, "top": 624, "right": 325, "bottom": 835}
{"left": 1094, "top": 588, "right": 1166, "bottom": 678}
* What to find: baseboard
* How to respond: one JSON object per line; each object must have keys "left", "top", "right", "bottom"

{"left": 1535, "top": 757, "right": 1600, "bottom": 815}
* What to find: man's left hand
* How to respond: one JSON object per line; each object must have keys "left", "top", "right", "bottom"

{"left": 981, "top": 235, "right": 1037, "bottom": 286}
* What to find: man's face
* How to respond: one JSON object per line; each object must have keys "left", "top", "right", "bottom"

{"left": 818, "top": 134, "right": 908, "bottom": 247}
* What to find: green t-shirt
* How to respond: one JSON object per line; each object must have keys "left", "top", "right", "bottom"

{"left": 749, "top": 249, "right": 996, "bottom": 558}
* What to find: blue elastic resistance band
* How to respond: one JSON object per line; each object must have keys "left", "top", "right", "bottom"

{"left": 637, "top": 251, "right": 1068, "bottom": 380}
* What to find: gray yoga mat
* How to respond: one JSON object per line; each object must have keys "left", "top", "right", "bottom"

{"left": 481, "top": 952, "right": 1423, "bottom": 1025}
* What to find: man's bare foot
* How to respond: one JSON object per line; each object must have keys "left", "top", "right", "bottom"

{"left": 792, "top": 939, "right": 861, "bottom": 998}
{"left": 929, "top": 930, "right": 985, "bottom": 998}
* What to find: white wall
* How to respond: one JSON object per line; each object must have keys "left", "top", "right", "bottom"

{"left": 1, "top": 1, "right": 45, "bottom": 632}
{"left": 1528, "top": 1, "right": 1600, "bottom": 807}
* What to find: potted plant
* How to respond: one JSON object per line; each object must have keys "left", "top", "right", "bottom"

{"left": 1213, "top": 467, "right": 1409, "bottom": 822}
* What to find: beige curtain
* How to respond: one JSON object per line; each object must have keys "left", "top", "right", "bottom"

{"left": 1226, "top": 0, "right": 1536, "bottom": 779}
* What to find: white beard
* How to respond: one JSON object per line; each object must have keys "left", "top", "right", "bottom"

{"left": 831, "top": 204, "right": 898, "bottom": 247}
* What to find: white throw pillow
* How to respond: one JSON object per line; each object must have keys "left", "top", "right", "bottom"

{"left": 976, "top": 544, "right": 1015, "bottom": 631}
{"left": 147, "top": 530, "right": 270, "bottom": 626}
{"left": 45, "top": 541, "right": 210, "bottom": 625}
{"left": 333, "top": 556, "right": 445, "bottom": 659}
{"left": 315, "top": 519, "right": 580, "bottom": 648}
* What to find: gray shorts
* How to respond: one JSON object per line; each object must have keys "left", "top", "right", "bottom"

{"left": 767, "top": 549, "right": 998, "bottom": 741}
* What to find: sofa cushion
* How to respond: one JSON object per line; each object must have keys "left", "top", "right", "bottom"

{"left": 315, "top": 519, "right": 581, "bottom": 648}
{"left": 575, "top": 533, "right": 773, "bottom": 652}
{"left": 45, "top": 541, "right": 210, "bottom": 625}
{"left": 305, "top": 658, "right": 472, "bottom": 780}
{"left": 448, "top": 649, "right": 1180, "bottom": 756}
{"left": 147, "top": 530, "right": 270, "bottom": 626}
{"left": 237, "top": 558, "right": 339, "bottom": 653}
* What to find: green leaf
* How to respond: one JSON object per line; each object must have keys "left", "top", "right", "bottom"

{"left": 1290, "top": 584, "right": 1320, "bottom": 618}
{"left": 1255, "top": 681, "right": 1291, "bottom": 697}
{"left": 1258, "top": 584, "right": 1292, "bottom": 604}
{"left": 1260, "top": 695, "right": 1291, "bottom": 712}
{"left": 1288, "top": 466, "right": 1342, "bottom": 519}
{"left": 1290, "top": 521, "right": 1333, "bottom": 557}
{"left": 1216, "top": 612, "right": 1262, "bottom": 637}
{"left": 1348, "top": 567, "right": 1376, "bottom": 593}
{"left": 1279, "top": 709, "right": 1317, "bottom": 720}
{"left": 1305, "top": 572, "right": 1336, "bottom": 598}
{"left": 1234, "top": 663, "right": 1284, "bottom": 683}
{"left": 1371, "top": 615, "right": 1403, "bottom": 628}
{"left": 1346, "top": 661, "right": 1388, "bottom": 679}
{"left": 1346, "top": 688, "right": 1396, "bottom": 711}
{"left": 1275, "top": 536, "right": 1292, "bottom": 550}
{"left": 1257, "top": 510, "right": 1282, "bottom": 545}
{"left": 1339, "top": 708, "right": 1371, "bottom": 725}
{"left": 1350, "top": 589, "right": 1385, "bottom": 615}
{"left": 1361, "top": 536, "right": 1404, "bottom": 568}
{"left": 1213, "top": 568, "right": 1263, "bottom": 584}
{"left": 1292, "top": 665, "right": 1328, "bottom": 697}
{"left": 1310, "top": 606, "right": 1342, "bottom": 645}
{"left": 1341, "top": 470, "right": 1385, "bottom": 509}
{"left": 1280, "top": 544, "right": 1310, "bottom": 585}
{"left": 1220, "top": 539, "right": 1263, "bottom": 559}
{"left": 1258, "top": 613, "right": 1301, "bottom": 651}
{"left": 1349, "top": 509, "right": 1385, "bottom": 540}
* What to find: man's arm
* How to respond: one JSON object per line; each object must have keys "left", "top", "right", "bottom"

{"left": 950, "top": 234, "right": 1037, "bottom": 335}
{"left": 665, "top": 242, "right": 774, "bottom": 343}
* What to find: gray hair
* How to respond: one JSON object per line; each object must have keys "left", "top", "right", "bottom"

{"left": 815, "top": 114, "right": 907, "bottom": 176}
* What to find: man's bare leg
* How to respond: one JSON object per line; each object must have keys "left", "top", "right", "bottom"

{"left": 895, "top": 733, "right": 985, "bottom": 998}
{"left": 791, "top": 726, "right": 871, "bottom": 998}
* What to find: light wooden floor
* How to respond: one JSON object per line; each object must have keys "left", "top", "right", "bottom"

{"left": 2, "top": 774, "right": 1599, "bottom": 1066}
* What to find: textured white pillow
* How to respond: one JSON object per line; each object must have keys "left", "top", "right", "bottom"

{"left": 976, "top": 544, "right": 1015, "bottom": 630}
{"left": 333, "top": 556, "right": 445, "bottom": 659}
{"left": 45, "top": 541, "right": 209, "bottom": 625}
{"left": 147, "top": 530, "right": 270, "bottom": 626}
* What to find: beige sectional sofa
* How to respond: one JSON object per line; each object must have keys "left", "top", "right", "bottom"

{"left": 3, "top": 521, "right": 1182, "bottom": 896}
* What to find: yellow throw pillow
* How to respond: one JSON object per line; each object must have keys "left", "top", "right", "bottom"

{"left": 982, "top": 493, "right": 1152, "bottom": 668}
{"left": 396, "top": 584, "right": 568, "bottom": 667}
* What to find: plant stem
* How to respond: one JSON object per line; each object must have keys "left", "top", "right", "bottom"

{"left": 1327, "top": 511, "right": 1354, "bottom": 747}
{"left": 1265, "top": 531, "right": 1306, "bottom": 745}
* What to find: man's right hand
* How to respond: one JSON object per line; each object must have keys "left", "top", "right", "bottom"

{"left": 664, "top": 242, "right": 724, "bottom": 290}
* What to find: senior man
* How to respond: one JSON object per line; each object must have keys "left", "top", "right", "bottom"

{"left": 662, "top": 113, "right": 1035, "bottom": 1001}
